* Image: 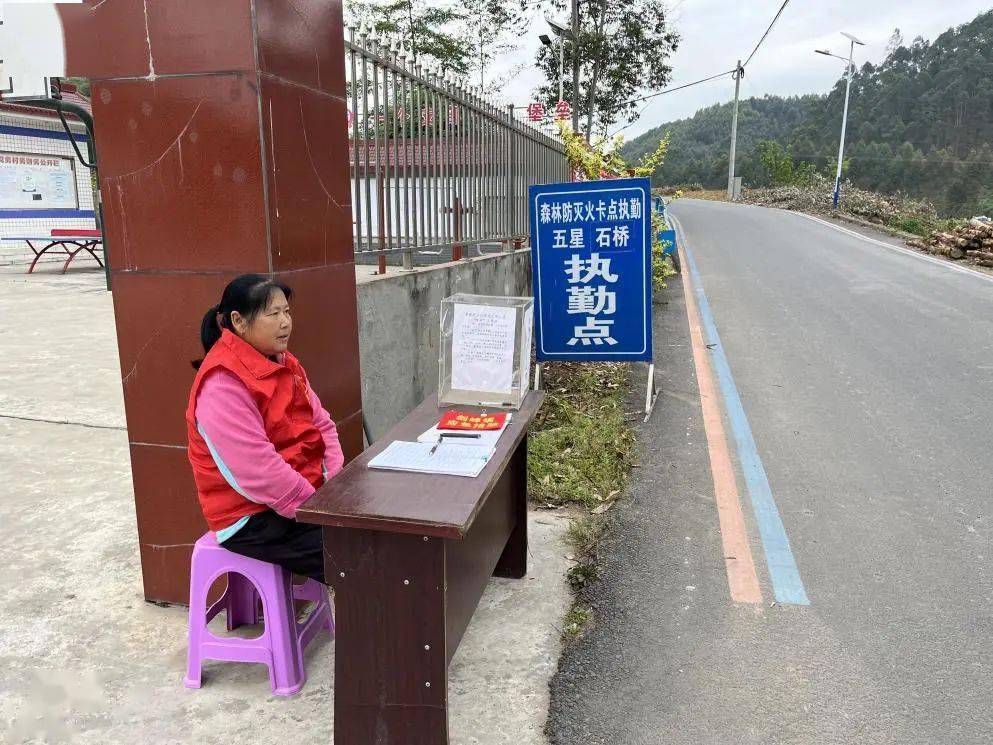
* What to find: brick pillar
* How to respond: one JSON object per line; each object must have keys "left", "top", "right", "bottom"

{"left": 59, "top": 1, "right": 362, "bottom": 604}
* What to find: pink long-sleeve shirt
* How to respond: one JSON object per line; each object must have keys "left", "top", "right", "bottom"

{"left": 194, "top": 367, "right": 344, "bottom": 540}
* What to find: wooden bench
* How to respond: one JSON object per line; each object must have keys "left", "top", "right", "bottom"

{"left": 297, "top": 391, "right": 544, "bottom": 744}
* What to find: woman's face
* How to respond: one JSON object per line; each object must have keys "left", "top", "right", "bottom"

{"left": 231, "top": 289, "right": 292, "bottom": 357}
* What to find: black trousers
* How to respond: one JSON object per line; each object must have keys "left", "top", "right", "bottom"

{"left": 222, "top": 510, "right": 326, "bottom": 584}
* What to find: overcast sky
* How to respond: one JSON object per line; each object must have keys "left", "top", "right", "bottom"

{"left": 491, "top": 1, "right": 993, "bottom": 139}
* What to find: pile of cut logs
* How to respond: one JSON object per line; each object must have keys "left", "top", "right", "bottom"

{"left": 909, "top": 218, "right": 993, "bottom": 266}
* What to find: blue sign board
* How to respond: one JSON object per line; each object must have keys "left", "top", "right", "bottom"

{"left": 657, "top": 228, "right": 677, "bottom": 258}
{"left": 529, "top": 177, "right": 652, "bottom": 362}
{"left": 653, "top": 194, "right": 666, "bottom": 217}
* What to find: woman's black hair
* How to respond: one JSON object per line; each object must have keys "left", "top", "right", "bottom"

{"left": 192, "top": 274, "right": 292, "bottom": 369}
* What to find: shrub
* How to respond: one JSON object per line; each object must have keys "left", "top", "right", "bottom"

{"left": 744, "top": 172, "right": 940, "bottom": 233}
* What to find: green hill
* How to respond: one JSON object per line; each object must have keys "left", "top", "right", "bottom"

{"left": 622, "top": 9, "right": 993, "bottom": 216}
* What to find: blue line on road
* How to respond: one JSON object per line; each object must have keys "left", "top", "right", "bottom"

{"left": 677, "top": 219, "right": 810, "bottom": 606}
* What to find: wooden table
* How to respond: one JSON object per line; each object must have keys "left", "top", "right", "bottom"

{"left": 297, "top": 391, "right": 544, "bottom": 744}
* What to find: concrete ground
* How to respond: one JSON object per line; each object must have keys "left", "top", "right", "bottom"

{"left": 0, "top": 255, "right": 571, "bottom": 744}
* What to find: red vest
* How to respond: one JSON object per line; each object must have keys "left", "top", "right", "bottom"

{"left": 186, "top": 330, "right": 326, "bottom": 531}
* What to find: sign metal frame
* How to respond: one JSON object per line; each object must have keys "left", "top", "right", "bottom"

{"left": 528, "top": 177, "right": 659, "bottom": 419}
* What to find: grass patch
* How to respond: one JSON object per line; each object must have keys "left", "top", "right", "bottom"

{"left": 527, "top": 364, "right": 635, "bottom": 641}
{"left": 888, "top": 215, "right": 930, "bottom": 237}
{"left": 524, "top": 295, "right": 671, "bottom": 642}
{"left": 566, "top": 561, "right": 600, "bottom": 591}
{"left": 565, "top": 512, "right": 606, "bottom": 558}
{"left": 565, "top": 512, "right": 607, "bottom": 592}
{"left": 562, "top": 604, "right": 592, "bottom": 638}
{"left": 527, "top": 362, "right": 636, "bottom": 510}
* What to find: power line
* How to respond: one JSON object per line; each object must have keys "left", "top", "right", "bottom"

{"left": 608, "top": 70, "right": 736, "bottom": 138}
{"left": 726, "top": 0, "right": 792, "bottom": 196}
{"left": 605, "top": 0, "right": 792, "bottom": 139}
{"left": 743, "top": 0, "right": 791, "bottom": 68}
{"left": 609, "top": 100, "right": 655, "bottom": 138}
{"left": 620, "top": 69, "right": 737, "bottom": 107}
{"left": 618, "top": 0, "right": 791, "bottom": 109}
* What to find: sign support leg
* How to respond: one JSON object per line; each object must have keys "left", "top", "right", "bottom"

{"left": 533, "top": 362, "right": 543, "bottom": 391}
{"left": 644, "top": 361, "right": 659, "bottom": 422}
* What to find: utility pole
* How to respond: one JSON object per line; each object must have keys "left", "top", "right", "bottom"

{"left": 726, "top": 60, "right": 743, "bottom": 201}
{"left": 571, "top": 0, "right": 579, "bottom": 134}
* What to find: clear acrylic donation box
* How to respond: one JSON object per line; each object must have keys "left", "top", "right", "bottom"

{"left": 438, "top": 294, "right": 534, "bottom": 410}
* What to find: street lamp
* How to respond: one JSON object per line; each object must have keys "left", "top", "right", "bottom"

{"left": 545, "top": 16, "right": 574, "bottom": 112}
{"left": 538, "top": 33, "right": 564, "bottom": 105}
{"left": 816, "top": 31, "right": 865, "bottom": 209}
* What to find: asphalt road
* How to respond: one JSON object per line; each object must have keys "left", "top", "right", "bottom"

{"left": 546, "top": 199, "right": 993, "bottom": 745}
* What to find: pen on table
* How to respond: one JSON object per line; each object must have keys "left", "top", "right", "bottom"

{"left": 429, "top": 432, "right": 481, "bottom": 455}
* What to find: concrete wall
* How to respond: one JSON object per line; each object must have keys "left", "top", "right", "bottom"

{"left": 355, "top": 250, "right": 532, "bottom": 440}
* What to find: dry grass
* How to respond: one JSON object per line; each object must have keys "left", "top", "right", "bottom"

{"left": 681, "top": 190, "right": 728, "bottom": 202}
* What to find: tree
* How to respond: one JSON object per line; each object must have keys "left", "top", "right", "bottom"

{"left": 348, "top": 1, "right": 472, "bottom": 74}
{"left": 885, "top": 28, "right": 904, "bottom": 58}
{"left": 347, "top": 0, "right": 524, "bottom": 86}
{"left": 463, "top": 0, "right": 527, "bottom": 92}
{"left": 757, "top": 141, "right": 794, "bottom": 186}
{"left": 558, "top": 122, "right": 668, "bottom": 181}
{"left": 531, "top": 0, "right": 679, "bottom": 139}
{"left": 618, "top": 9, "right": 993, "bottom": 217}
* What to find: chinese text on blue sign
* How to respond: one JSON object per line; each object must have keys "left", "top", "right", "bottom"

{"left": 529, "top": 178, "right": 652, "bottom": 362}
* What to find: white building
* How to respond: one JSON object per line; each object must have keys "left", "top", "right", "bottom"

{"left": 0, "top": 86, "right": 97, "bottom": 255}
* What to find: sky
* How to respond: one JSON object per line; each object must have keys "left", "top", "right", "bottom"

{"left": 490, "top": 0, "right": 993, "bottom": 139}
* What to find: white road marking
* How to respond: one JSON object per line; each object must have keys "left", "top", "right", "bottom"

{"left": 790, "top": 211, "right": 993, "bottom": 285}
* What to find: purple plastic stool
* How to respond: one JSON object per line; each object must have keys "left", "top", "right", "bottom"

{"left": 183, "top": 532, "right": 334, "bottom": 696}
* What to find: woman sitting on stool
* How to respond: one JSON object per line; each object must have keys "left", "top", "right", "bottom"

{"left": 186, "top": 274, "right": 342, "bottom": 583}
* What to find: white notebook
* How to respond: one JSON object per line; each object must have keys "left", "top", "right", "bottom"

{"left": 367, "top": 440, "right": 494, "bottom": 478}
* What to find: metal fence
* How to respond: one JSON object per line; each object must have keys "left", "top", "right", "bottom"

{"left": 345, "top": 28, "right": 570, "bottom": 270}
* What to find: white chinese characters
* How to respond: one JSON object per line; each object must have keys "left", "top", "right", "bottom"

{"left": 569, "top": 317, "right": 616, "bottom": 346}
{"left": 563, "top": 253, "right": 618, "bottom": 346}
{"left": 551, "top": 228, "right": 587, "bottom": 250}
{"left": 539, "top": 196, "right": 643, "bottom": 225}
{"left": 564, "top": 253, "right": 619, "bottom": 283}
{"left": 566, "top": 285, "right": 616, "bottom": 316}
{"left": 594, "top": 225, "right": 629, "bottom": 249}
